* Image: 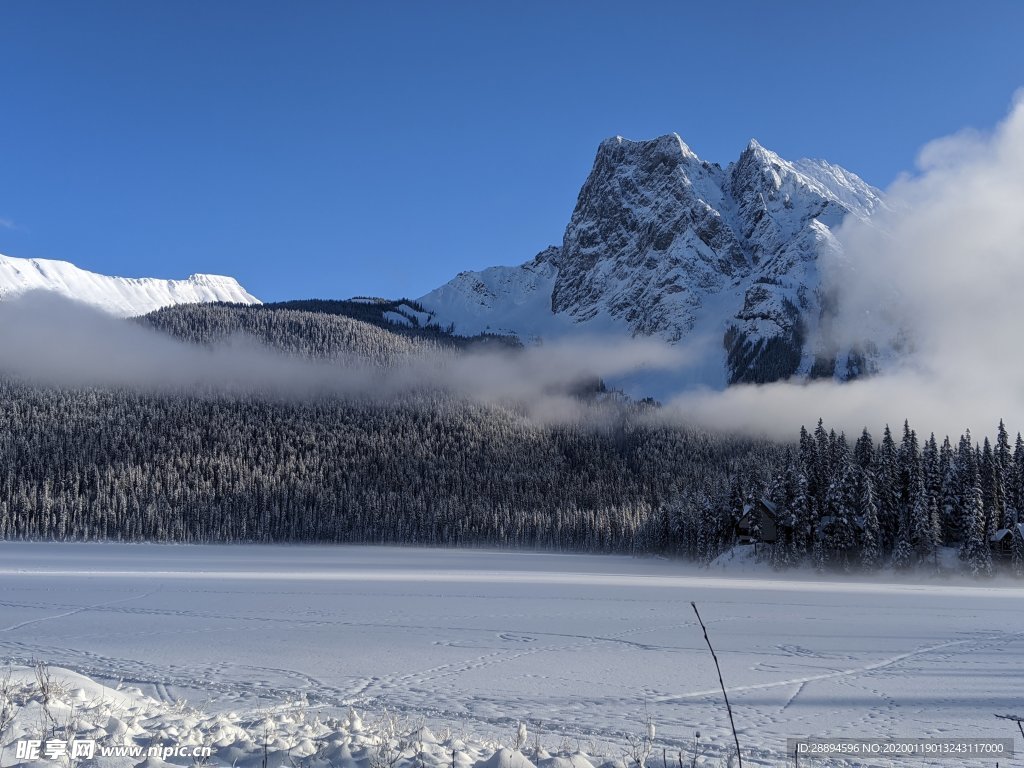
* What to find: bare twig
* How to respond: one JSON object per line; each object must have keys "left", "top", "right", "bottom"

{"left": 691, "top": 602, "right": 742, "bottom": 768}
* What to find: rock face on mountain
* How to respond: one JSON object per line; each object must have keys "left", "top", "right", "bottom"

{"left": 0, "top": 252, "right": 260, "bottom": 316}
{"left": 418, "top": 134, "right": 882, "bottom": 385}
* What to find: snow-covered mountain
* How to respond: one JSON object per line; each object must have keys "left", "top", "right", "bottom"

{"left": 418, "top": 134, "right": 883, "bottom": 386}
{"left": 0, "top": 252, "right": 260, "bottom": 316}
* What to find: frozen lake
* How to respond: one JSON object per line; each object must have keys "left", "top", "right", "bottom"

{"left": 1, "top": 543, "right": 1022, "bottom": 764}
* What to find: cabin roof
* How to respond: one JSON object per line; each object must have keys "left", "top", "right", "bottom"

{"left": 991, "top": 523, "right": 1024, "bottom": 543}
{"left": 736, "top": 498, "right": 795, "bottom": 534}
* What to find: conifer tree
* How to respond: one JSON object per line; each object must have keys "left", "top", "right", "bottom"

{"left": 996, "top": 420, "right": 1013, "bottom": 527}
{"left": 824, "top": 466, "right": 858, "bottom": 571}
{"left": 960, "top": 460, "right": 993, "bottom": 577}
{"left": 911, "top": 474, "right": 940, "bottom": 567}
{"left": 854, "top": 428, "right": 874, "bottom": 472}
{"left": 859, "top": 472, "right": 881, "bottom": 571}
{"left": 981, "top": 438, "right": 1001, "bottom": 540}
{"left": 891, "top": 536, "right": 913, "bottom": 571}
{"left": 1013, "top": 433, "right": 1024, "bottom": 525}
{"left": 939, "top": 436, "right": 957, "bottom": 543}
{"left": 791, "top": 464, "right": 813, "bottom": 558}
{"left": 874, "top": 425, "right": 900, "bottom": 549}
{"left": 952, "top": 430, "right": 977, "bottom": 544}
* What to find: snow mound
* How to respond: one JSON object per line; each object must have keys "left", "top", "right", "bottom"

{"left": 2, "top": 665, "right": 755, "bottom": 768}
{"left": 537, "top": 756, "right": 596, "bottom": 768}
{"left": 475, "top": 748, "right": 537, "bottom": 768}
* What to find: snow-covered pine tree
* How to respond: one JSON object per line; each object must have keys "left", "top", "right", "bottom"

{"left": 859, "top": 471, "right": 881, "bottom": 571}
{"left": 959, "top": 461, "right": 993, "bottom": 577}
{"left": 727, "top": 475, "right": 747, "bottom": 530}
{"left": 910, "top": 474, "right": 940, "bottom": 568}
{"left": 854, "top": 427, "right": 874, "bottom": 472}
{"left": 874, "top": 425, "right": 900, "bottom": 551}
{"left": 829, "top": 429, "right": 850, "bottom": 475}
{"left": 766, "top": 453, "right": 793, "bottom": 569}
{"left": 899, "top": 423, "right": 921, "bottom": 531}
{"left": 952, "top": 430, "right": 977, "bottom": 544}
{"left": 939, "top": 436, "right": 957, "bottom": 543}
{"left": 996, "top": 420, "right": 1013, "bottom": 528}
{"left": 891, "top": 536, "right": 913, "bottom": 570}
{"left": 1013, "top": 433, "right": 1024, "bottom": 525}
{"left": 787, "top": 459, "right": 813, "bottom": 561}
{"left": 812, "top": 419, "right": 831, "bottom": 520}
{"left": 981, "top": 438, "right": 1001, "bottom": 547}
{"left": 696, "top": 492, "right": 718, "bottom": 566}
{"left": 922, "top": 434, "right": 944, "bottom": 562}
{"left": 823, "top": 465, "right": 858, "bottom": 571}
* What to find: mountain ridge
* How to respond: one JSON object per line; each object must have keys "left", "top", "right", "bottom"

{"left": 0, "top": 252, "right": 260, "bottom": 316}
{"left": 1, "top": 133, "right": 884, "bottom": 390}
{"left": 417, "top": 133, "right": 884, "bottom": 386}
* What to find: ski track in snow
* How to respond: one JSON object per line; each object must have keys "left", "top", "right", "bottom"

{"left": 0, "top": 543, "right": 1021, "bottom": 767}
{"left": 0, "top": 589, "right": 160, "bottom": 633}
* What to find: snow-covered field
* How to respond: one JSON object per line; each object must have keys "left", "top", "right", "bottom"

{"left": 1, "top": 543, "right": 1022, "bottom": 767}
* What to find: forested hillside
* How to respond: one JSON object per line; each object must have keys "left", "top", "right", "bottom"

{"left": 141, "top": 303, "right": 446, "bottom": 365}
{"left": 140, "top": 301, "right": 515, "bottom": 365}
{"left": 0, "top": 384, "right": 780, "bottom": 555}
{"left": 0, "top": 303, "right": 1020, "bottom": 576}
{"left": 0, "top": 377, "right": 1020, "bottom": 575}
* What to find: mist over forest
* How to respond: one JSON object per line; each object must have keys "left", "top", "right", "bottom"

{"left": 0, "top": 297, "right": 1019, "bottom": 578}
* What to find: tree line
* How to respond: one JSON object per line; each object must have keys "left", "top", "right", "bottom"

{"left": 0, "top": 302, "right": 1019, "bottom": 576}
{"left": 746, "top": 419, "right": 1024, "bottom": 576}
{"left": 0, "top": 381, "right": 782, "bottom": 555}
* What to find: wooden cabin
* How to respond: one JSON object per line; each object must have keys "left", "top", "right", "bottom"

{"left": 990, "top": 523, "right": 1024, "bottom": 559}
{"left": 735, "top": 498, "right": 794, "bottom": 544}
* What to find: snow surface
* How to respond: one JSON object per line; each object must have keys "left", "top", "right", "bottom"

{"left": 0, "top": 544, "right": 1020, "bottom": 767}
{"left": 383, "top": 311, "right": 413, "bottom": 326}
{"left": 381, "top": 305, "right": 434, "bottom": 328}
{"left": 397, "top": 304, "right": 433, "bottom": 326}
{"left": 0, "top": 253, "right": 260, "bottom": 317}
{"left": 0, "top": 663, "right": 608, "bottom": 768}
{"left": 416, "top": 248, "right": 565, "bottom": 342}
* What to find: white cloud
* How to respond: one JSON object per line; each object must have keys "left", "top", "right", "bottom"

{"left": 666, "top": 92, "right": 1024, "bottom": 441}
{"left": 0, "top": 291, "right": 691, "bottom": 424}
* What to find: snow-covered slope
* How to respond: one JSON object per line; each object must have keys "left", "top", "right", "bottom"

{"left": 0, "top": 252, "right": 260, "bottom": 316}
{"left": 415, "top": 246, "right": 567, "bottom": 341}
{"left": 418, "top": 134, "right": 883, "bottom": 386}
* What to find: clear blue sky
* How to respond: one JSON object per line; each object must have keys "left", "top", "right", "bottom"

{"left": 2, "top": 1, "right": 1022, "bottom": 302}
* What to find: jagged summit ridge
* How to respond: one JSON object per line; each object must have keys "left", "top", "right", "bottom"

{"left": 600, "top": 132, "right": 699, "bottom": 159}
{"left": 418, "top": 133, "right": 884, "bottom": 386}
{"left": 0, "top": 252, "right": 261, "bottom": 316}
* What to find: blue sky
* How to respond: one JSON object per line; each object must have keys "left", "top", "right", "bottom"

{"left": 2, "top": 1, "right": 1022, "bottom": 302}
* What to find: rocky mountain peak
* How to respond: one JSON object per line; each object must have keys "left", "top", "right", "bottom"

{"left": 418, "top": 133, "right": 884, "bottom": 388}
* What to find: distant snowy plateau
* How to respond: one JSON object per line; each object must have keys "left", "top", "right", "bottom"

{"left": 417, "top": 134, "right": 885, "bottom": 388}
{"left": 0, "top": 253, "right": 260, "bottom": 316}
